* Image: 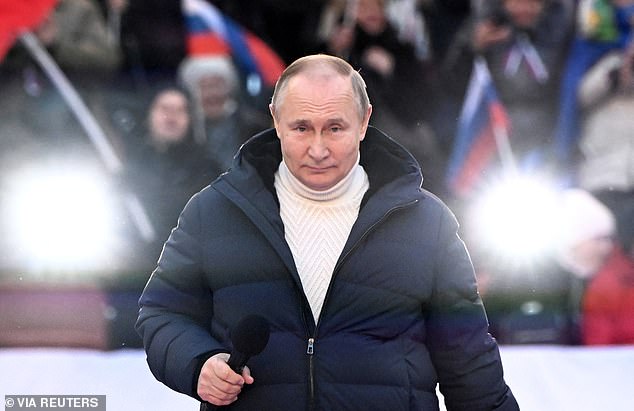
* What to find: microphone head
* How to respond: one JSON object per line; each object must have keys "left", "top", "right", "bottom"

{"left": 231, "top": 314, "right": 270, "bottom": 356}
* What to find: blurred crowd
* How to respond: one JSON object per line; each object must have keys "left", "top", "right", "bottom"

{"left": 1, "top": 0, "right": 633, "bottom": 347}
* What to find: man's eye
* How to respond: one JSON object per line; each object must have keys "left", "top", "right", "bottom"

{"left": 296, "top": 126, "right": 307, "bottom": 132}
{"left": 331, "top": 126, "right": 341, "bottom": 133}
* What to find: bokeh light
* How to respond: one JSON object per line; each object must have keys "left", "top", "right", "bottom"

{"left": 469, "top": 173, "right": 561, "bottom": 263}
{"left": 3, "top": 161, "right": 118, "bottom": 272}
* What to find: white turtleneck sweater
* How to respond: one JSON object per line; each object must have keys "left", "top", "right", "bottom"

{"left": 274, "top": 159, "right": 369, "bottom": 322}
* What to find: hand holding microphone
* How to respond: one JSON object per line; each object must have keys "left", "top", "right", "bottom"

{"left": 197, "top": 315, "right": 270, "bottom": 407}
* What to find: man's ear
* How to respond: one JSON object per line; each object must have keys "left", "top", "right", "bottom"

{"left": 269, "top": 104, "right": 280, "bottom": 138}
{"left": 359, "top": 105, "right": 372, "bottom": 141}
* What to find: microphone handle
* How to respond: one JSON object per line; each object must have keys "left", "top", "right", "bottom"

{"left": 227, "top": 351, "right": 249, "bottom": 373}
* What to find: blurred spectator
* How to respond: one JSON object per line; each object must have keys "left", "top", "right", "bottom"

{"left": 122, "top": 86, "right": 210, "bottom": 268}
{"left": 39, "top": 0, "right": 122, "bottom": 77}
{"left": 481, "top": 188, "right": 616, "bottom": 345}
{"left": 581, "top": 204, "right": 634, "bottom": 345}
{"left": 178, "top": 55, "right": 271, "bottom": 178}
{"left": 554, "top": 189, "right": 616, "bottom": 280}
{"left": 552, "top": 0, "right": 634, "bottom": 168}
{"left": 576, "top": 45, "right": 634, "bottom": 195}
{"left": 98, "top": 0, "right": 128, "bottom": 46}
{"left": 574, "top": 48, "right": 634, "bottom": 343}
{"left": 318, "top": 0, "right": 445, "bottom": 193}
{"left": 442, "top": 0, "right": 575, "bottom": 173}
{"left": 92, "top": 0, "right": 187, "bottom": 143}
{"left": 575, "top": 43, "right": 634, "bottom": 283}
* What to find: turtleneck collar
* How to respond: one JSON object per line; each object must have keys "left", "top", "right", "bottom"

{"left": 276, "top": 154, "right": 367, "bottom": 202}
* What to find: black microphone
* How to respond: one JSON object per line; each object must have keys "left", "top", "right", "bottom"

{"left": 227, "top": 314, "right": 270, "bottom": 373}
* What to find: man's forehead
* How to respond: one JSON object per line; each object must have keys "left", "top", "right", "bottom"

{"left": 286, "top": 71, "right": 353, "bottom": 98}
{"left": 292, "top": 66, "right": 349, "bottom": 85}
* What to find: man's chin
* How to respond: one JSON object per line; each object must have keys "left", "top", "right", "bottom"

{"left": 302, "top": 177, "right": 337, "bottom": 192}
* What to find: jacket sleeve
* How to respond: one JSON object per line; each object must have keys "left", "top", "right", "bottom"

{"left": 426, "top": 205, "right": 519, "bottom": 411}
{"left": 135, "top": 193, "right": 225, "bottom": 399}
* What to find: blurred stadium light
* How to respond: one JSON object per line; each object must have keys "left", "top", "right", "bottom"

{"left": 467, "top": 173, "right": 561, "bottom": 264}
{"left": 3, "top": 160, "right": 120, "bottom": 273}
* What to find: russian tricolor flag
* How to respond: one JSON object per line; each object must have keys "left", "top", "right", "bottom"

{"left": 182, "top": 0, "right": 285, "bottom": 88}
{"left": 446, "top": 58, "right": 511, "bottom": 197}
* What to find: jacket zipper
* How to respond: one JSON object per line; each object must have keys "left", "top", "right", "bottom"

{"left": 307, "top": 337, "right": 315, "bottom": 410}
{"left": 305, "top": 199, "right": 419, "bottom": 410}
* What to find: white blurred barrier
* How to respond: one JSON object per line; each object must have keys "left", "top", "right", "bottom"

{"left": 1, "top": 346, "right": 633, "bottom": 410}
{"left": 499, "top": 345, "right": 634, "bottom": 411}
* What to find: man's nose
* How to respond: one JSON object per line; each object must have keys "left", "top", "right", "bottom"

{"left": 308, "top": 135, "right": 329, "bottom": 160}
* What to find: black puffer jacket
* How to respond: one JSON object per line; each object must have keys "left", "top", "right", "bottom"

{"left": 136, "top": 127, "right": 518, "bottom": 410}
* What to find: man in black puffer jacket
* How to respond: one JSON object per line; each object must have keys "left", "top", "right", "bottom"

{"left": 136, "top": 54, "right": 519, "bottom": 411}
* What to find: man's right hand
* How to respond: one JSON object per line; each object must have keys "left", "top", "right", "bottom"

{"left": 197, "top": 353, "right": 254, "bottom": 406}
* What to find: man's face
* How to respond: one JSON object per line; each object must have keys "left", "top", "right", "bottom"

{"left": 571, "top": 235, "right": 614, "bottom": 278}
{"left": 503, "top": 0, "right": 545, "bottom": 29}
{"left": 271, "top": 71, "right": 371, "bottom": 191}
{"left": 149, "top": 90, "right": 190, "bottom": 145}
{"left": 198, "top": 75, "right": 232, "bottom": 120}
{"left": 356, "top": 0, "right": 387, "bottom": 35}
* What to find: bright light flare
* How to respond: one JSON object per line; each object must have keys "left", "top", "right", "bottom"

{"left": 469, "top": 174, "right": 561, "bottom": 262}
{"left": 4, "top": 163, "right": 118, "bottom": 271}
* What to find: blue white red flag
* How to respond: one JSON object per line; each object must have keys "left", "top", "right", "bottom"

{"left": 181, "top": 0, "right": 285, "bottom": 87}
{"left": 446, "top": 58, "right": 511, "bottom": 197}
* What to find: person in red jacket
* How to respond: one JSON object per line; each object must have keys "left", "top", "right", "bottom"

{"left": 582, "top": 204, "right": 634, "bottom": 345}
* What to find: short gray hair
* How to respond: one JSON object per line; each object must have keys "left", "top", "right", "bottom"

{"left": 270, "top": 54, "right": 370, "bottom": 120}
